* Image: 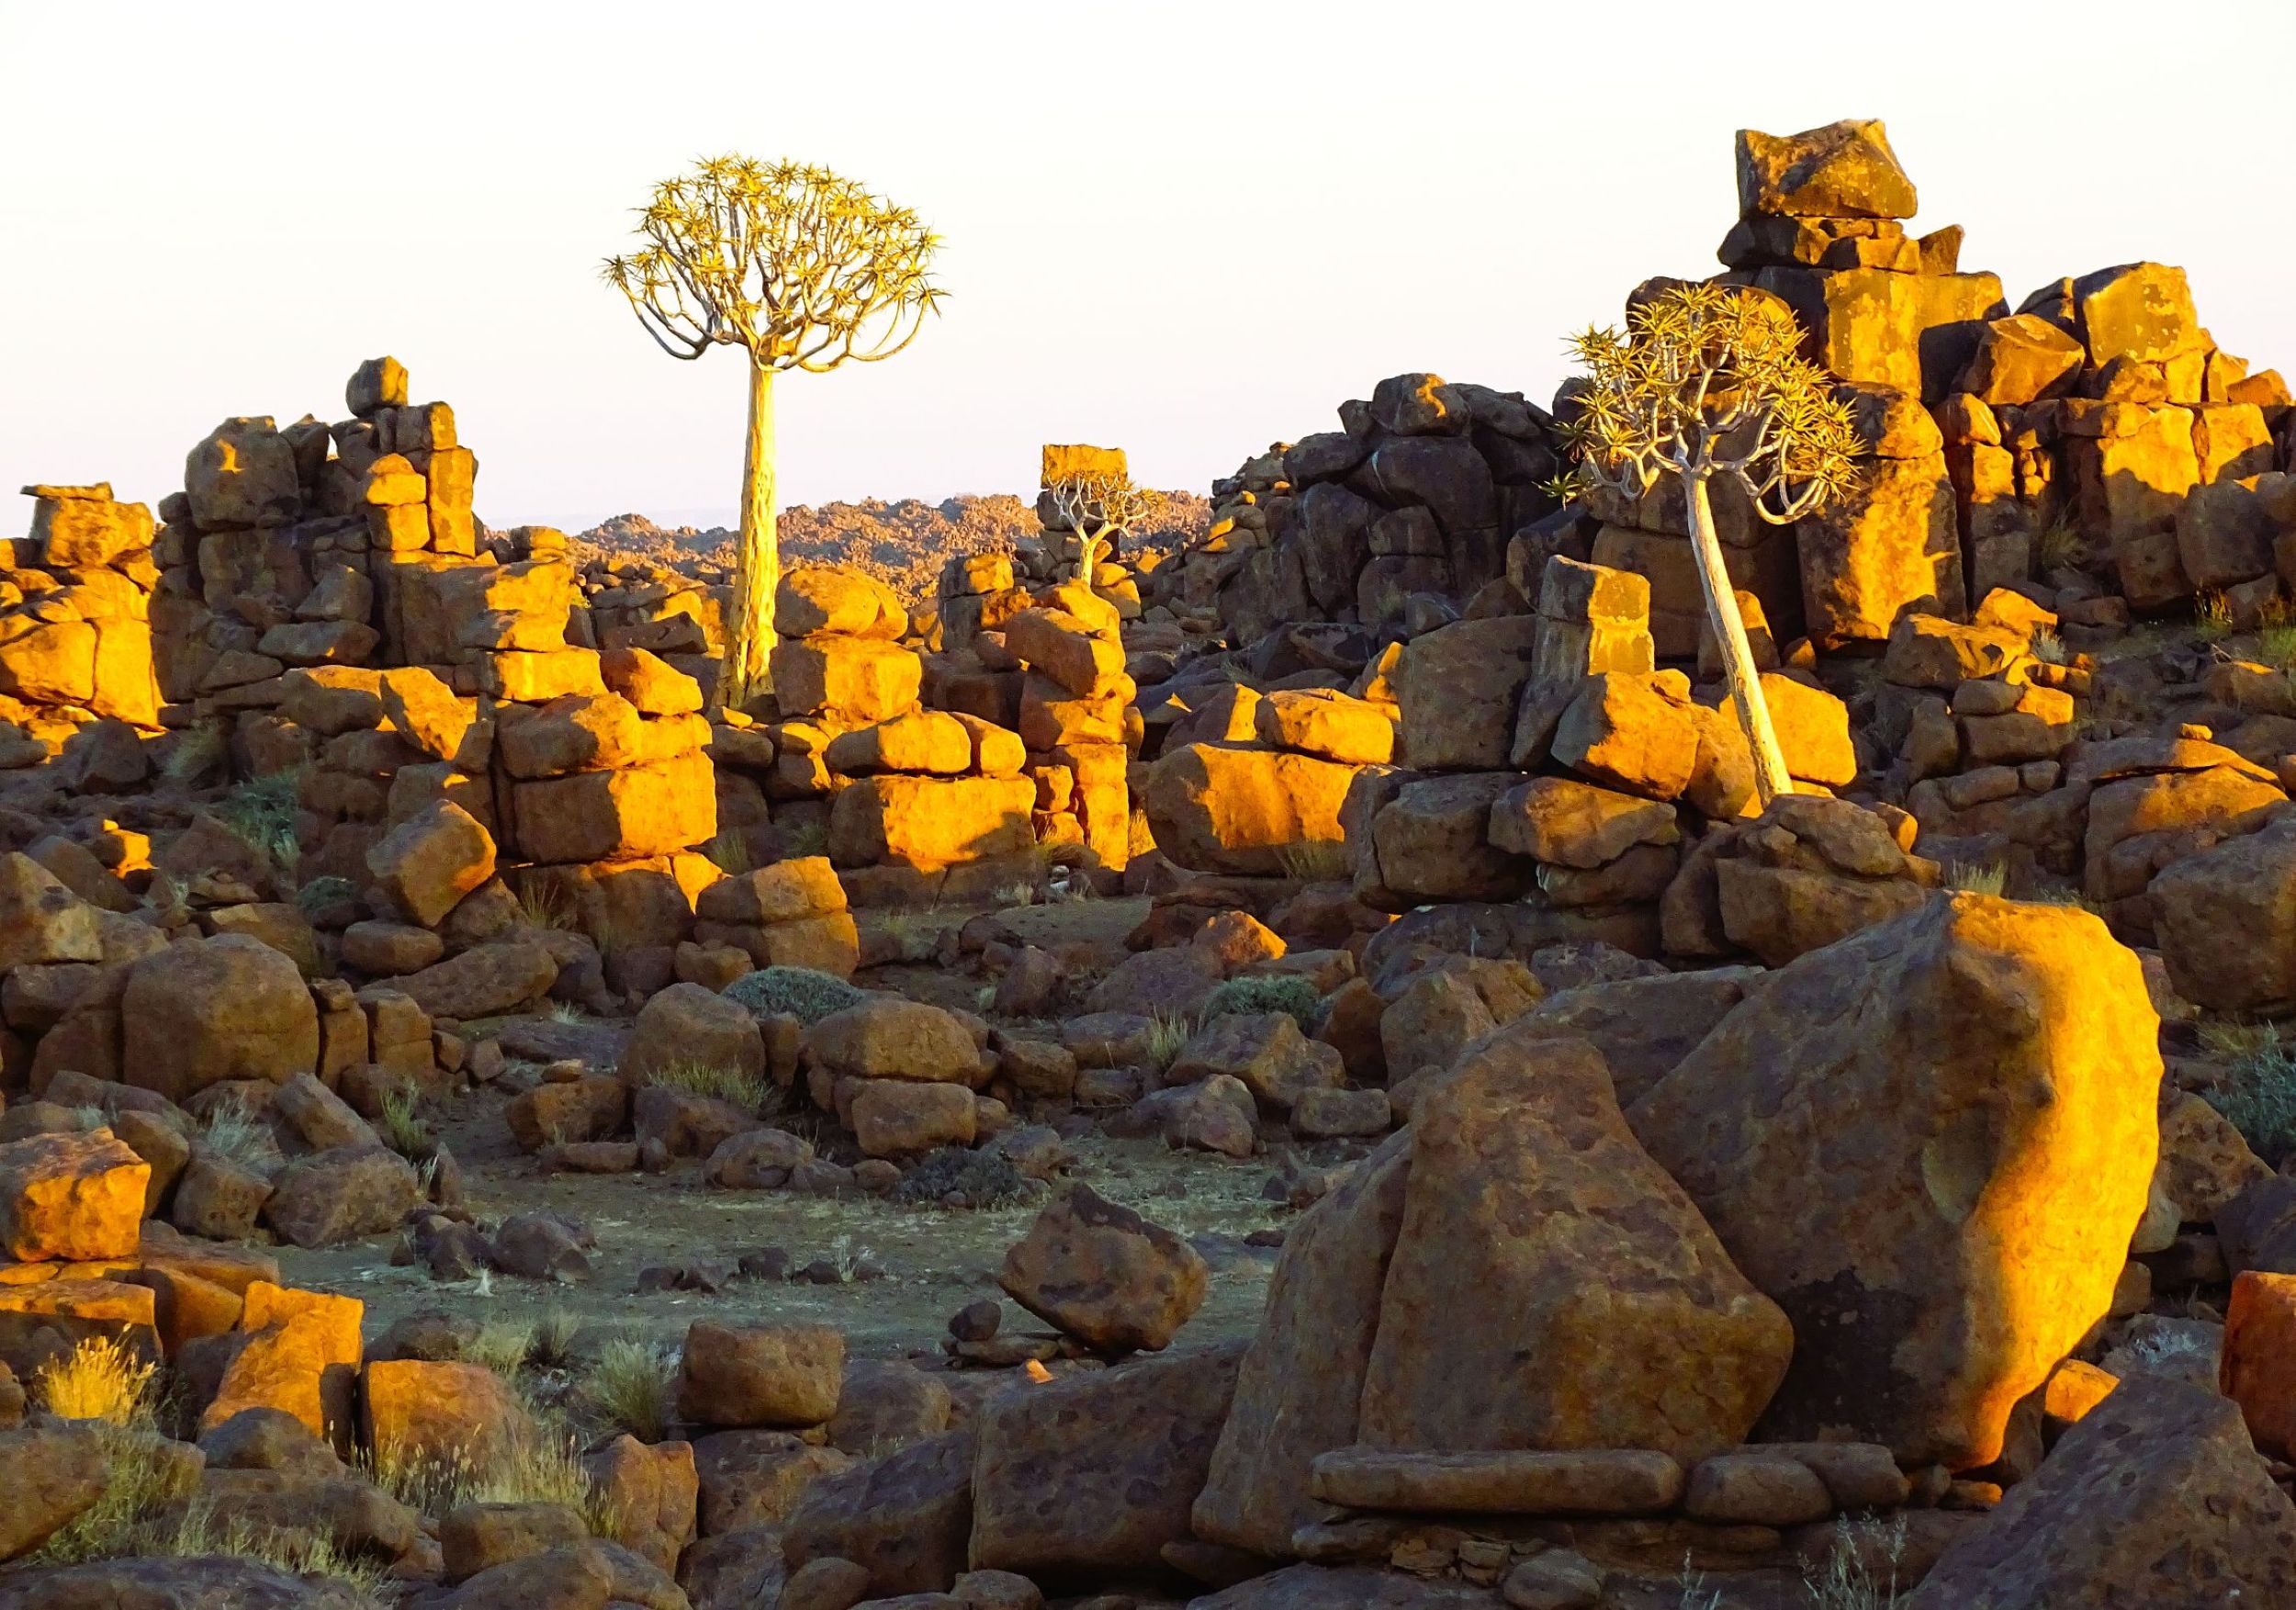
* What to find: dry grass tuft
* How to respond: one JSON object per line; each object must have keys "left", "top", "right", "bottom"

{"left": 641, "top": 1058, "right": 771, "bottom": 1113}
{"left": 1943, "top": 861, "right": 2008, "bottom": 897}
{"left": 38, "top": 1337, "right": 154, "bottom": 1425}
{"left": 1276, "top": 839, "right": 1351, "bottom": 882}
{"left": 577, "top": 1339, "right": 678, "bottom": 1443}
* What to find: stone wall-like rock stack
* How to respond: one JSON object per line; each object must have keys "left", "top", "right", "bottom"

{"left": 1145, "top": 377, "right": 1568, "bottom": 646}
{"left": 766, "top": 565, "right": 1039, "bottom": 906}
{"left": 0, "top": 484, "right": 163, "bottom": 769}
{"left": 931, "top": 569, "right": 1142, "bottom": 889}
{"left": 579, "top": 552, "right": 726, "bottom": 686}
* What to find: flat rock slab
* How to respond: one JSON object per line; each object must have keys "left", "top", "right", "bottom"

{"left": 1308, "top": 1447, "right": 1683, "bottom": 1516}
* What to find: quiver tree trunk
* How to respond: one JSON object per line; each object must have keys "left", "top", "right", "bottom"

{"left": 721, "top": 359, "right": 779, "bottom": 710}
{"left": 1686, "top": 473, "right": 1793, "bottom": 805}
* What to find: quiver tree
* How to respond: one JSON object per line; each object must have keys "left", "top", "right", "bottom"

{"left": 604, "top": 156, "right": 945, "bottom": 707}
{"left": 1561, "top": 283, "right": 1859, "bottom": 805}
{"left": 1043, "top": 469, "right": 1151, "bottom": 591}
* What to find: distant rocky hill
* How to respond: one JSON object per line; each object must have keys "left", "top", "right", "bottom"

{"left": 574, "top": 490, "right": 1210, "bottom": 601}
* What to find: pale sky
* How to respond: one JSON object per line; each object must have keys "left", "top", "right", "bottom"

{"left": 5, "top": 0, "right": 2291, "bottom": 532}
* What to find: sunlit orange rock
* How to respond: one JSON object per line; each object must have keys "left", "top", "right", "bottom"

{"left": 1628, "top": 893, "right": 2160, "bottom": 1469}
{"left": 2223, "top": 1271, "right": 2296, "bottom": 1459}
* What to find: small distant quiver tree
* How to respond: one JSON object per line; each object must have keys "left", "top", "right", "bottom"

{"left": 1563, "top": 283, "right": 1859, "bottom": 805}
{"left": 1042, "top": 468, "right": 1151, "bottom": 591}
{"left": 603, "top": 156, "right": 945, "bottom": 707}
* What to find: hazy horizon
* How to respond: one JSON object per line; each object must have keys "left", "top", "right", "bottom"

{"left": 6, "top": 0, "right": 2292, "bottom": 533}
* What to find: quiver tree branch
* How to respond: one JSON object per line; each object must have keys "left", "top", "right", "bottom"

{"left": 1045, "top": 471, "right": 1151, "bottom": 590}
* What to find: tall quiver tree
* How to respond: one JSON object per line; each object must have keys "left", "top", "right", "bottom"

{"left": 604, "top": 157, "right": 945, "bottom": 708}
{"left": 1562, "top": 283, "right": 1860, "bottom": 805}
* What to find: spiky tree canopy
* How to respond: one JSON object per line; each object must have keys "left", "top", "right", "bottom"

{"left": 1045, "top": 470, "right": 1152, "bottom": 542}
{"left": 1563, "top": 283, "right": 1860, "bottom": 518}
{"left": 602, "top": 156, "right": 945, "bottom": 372}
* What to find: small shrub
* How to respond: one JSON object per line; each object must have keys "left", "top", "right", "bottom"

{"left": 2034, "top": 516, "right": 2088, "bottom": 573}
{"left": 641, "top": 1059, "right": 771, "bottom": 1113}
{"left": 878, "top": 910, "right": 941, "bottom": 963}
{"left": 530, "top": 1310, "right": 583, "bottom": 1370}
{"left": 2028, "top": 629, "right": 2068, "bottom": 666}
{"left": 2201, "top": 1022, "right": 2296, "bottom": 1165}
{"left": 891, "top": 1146, "right": 1026, "bottom": 1209}
{"left": 546, "top": 1000, "right": 588, "bottom": 1026}
{"left": 1197, "top": 974, "right": 1322, "bottom": 1031}
{"left": 517, "top": 882, "right": 578, "bottom": 932}
{"left": 369, "top": 1423, "right": 599, "bottom": 1527}
{"left": 295, "top": 873, "right": 360, "bottom": 917}
{"left": 1943, "top": 861, "right": 2008, "bottom": 897}
{"left": 37, "top": 1336, "right": 154, "bottom": 1424}
{"left": 722, "top": 965, "right": 866, "bottom": 1026}
{"left": 2195, "top": 590, "right": 2234, "bottom": 641}
{"left": 782, "top": 820, "right": 831, "bottom": 859}
{"left": 2260, "top": 627, "right": 2296, "bottom": 673}
{"left": 161, "top": 1506, "right": 391, "bottom": 1603}
{"left": 579, "top": 1340, "right": 676, "bottom": 1442}
{"left": 160, "top": 724, "right": 230, "bottom": 785}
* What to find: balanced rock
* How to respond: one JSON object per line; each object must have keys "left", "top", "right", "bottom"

{"left": 998, "top": 1185, "right": 1208, "bottom": 1354}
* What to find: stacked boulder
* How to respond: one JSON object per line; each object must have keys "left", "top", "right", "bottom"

{"left": 276, "top": 640, "right": 717, "bottom": 979}
{"left": 0, "top": 486, "right": 162, "bottom": 764}
{"left": 770, "top": 566, "right": 1037, "bottom": 905}
{"left": 579, "top": 551, "right": 726, "bottom": 678}
{"left": 1148, "top": 375, "right": 1566, "bottom": 642}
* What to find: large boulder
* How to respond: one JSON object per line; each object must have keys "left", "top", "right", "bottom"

{"left": 365, "top": 800, "right": 496, "bottom": 928}
{"left": 1904, "top": 1379, "right": 2296, "bottom": 1607}
{"left": 998, "top": 1185, "right": 1208, "bottom": 1354}
{"left": 969, "top": 1342, "right": 1244, "bottom": 1578}
{"left": 827, "top": 775, "right": 1036, "bottom": 872}
{"left": 1627, "top": 894, "right": 2162, "bottom": 1469}
{"left": 804, "top": 997, "right": 978, "bottom": 1083}
{"left": 0, "top": 1130, "right": 148, "bottom": 1262}
{"left": 1194, "top": 1136, "right": 1412, "bottom": 1558}
{"left": 1142, "top": 743, "right": 1358, "bottom": 876}
{"left": 2152, "top": 813, "right": 2296, "bottom": 1013}
{"left": 782, "top": 1428, "right": 976, "bottom": 1599}
{"left": 0, "top": 854, "right": 103, "bottom": 973}
{"left": 1395, "top": 616, "right": 1538, "bottom": 770}
{"left": 118, "top": 935, "right": 319, "bottom": 1101}
{"left": 620, "top": 983, "right": 766, "bottom": 1089}
{"left": 1736, "top": 118, "right": 1917, "bottom": 219}
{"left": 1356, "top": 1031, "right": 1789, "bottom": 1460}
